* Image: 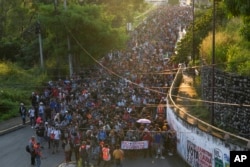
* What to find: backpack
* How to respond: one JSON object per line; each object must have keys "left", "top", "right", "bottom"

{"left": 36, "top": 128, "right": 44, "bottom": 137}
{"left": 26, "top": 145, "right": 30, "bottom": 153}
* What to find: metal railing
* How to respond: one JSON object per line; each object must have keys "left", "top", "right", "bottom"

{"left": 168, "top": 67, "right": 250, "bottom": 149}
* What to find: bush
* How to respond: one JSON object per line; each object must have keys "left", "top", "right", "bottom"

{"left": 0, "top": 62, "right": 49, "bottom": 121}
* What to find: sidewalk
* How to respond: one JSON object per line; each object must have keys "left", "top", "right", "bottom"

{"left": 0, "top": 116, "right": 25, "bottom": 136}
{"left": 176, "top": 73, "right": 197, "bottom": 112}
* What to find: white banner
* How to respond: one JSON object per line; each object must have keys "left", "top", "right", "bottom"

{"left": 121, "top": 141, "right": 148, "bottom": 150}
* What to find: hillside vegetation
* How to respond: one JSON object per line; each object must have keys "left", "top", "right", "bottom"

{"left": 0, "top": 62, "right": 49, "bottom": 121}
{"left": 0, "top": 0, "right": 151, "bottom": 121}
{"left": 174, "top": 1, "right": 250, "bottom": 76}
{"left": 1, "top": 1, "right": 250, "bottom": 122}
{"left": 200, "top": 17, "right": 250, "bottom": 76}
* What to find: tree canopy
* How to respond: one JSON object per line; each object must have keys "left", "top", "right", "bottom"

{"left": 224, "top": 0, "right": 250, "bottom": 41}
{"left": 0, "top": 0, "right": 149, "bottom": 76}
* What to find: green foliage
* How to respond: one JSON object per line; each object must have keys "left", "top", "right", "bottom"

{"left": 0, "top": 38, "right": 21, "bottom": 61}
{"left": 226, "top": 45, "right": 250, "bottom": 76}
{"left": 201, "top": 31, "right": 237, "bottom": 69}
{"left": 224, "top": 0, "right": 250, "bottom": 16}
{"left": 0, "top": 61, "right": 49, "bottom": 121}
{"left": 174, "top": 8, "right": 213, "bottom": 64}
{"left": 240, "top": 16, "right": 250, "bottom": 41}
{"left": 200, "top": 17, "right": 250, "bottom": 76}
{"left": 0, "top": 0, "right": 152, "bottom": 121}
{"left": 168, "top": 0, "right": 179, "bottom": 5}
{"left": 0, "top": 0, "right": 150, "bottom": 75}
{"left": 224, "top": 0, "right": 250, "bottom": 41}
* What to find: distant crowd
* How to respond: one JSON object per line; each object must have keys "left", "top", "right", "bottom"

{"left": 20, "top": 5, "right": 193, "bottom": 167}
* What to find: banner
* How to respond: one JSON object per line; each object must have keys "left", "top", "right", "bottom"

{"left": 121, "top": 141, "right": 148, "bottom": 150}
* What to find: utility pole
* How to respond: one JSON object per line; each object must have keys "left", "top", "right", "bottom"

{"left": 67, "top": 36, "right": 73, "bottom": 77}
{"left": 64, "top": 0, "right": 73, "bottom": 77}
{"left": 64, "top": 0, "right": 67, "bottom": 10}
{"left": 192, "top": 0, "right": 195, "bottom": 65}
{"left": 54, "top": 0, "right": 58, "bottom": 11}
{"left": 211, "top": 0, "right": 216, "bottom": 126}
{"left": 36, "top": 21, "right": 44, "bottom": 69}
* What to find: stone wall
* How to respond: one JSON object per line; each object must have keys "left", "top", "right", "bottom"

{"left": 201, "top": 67, "right": 250, "bottom": 138}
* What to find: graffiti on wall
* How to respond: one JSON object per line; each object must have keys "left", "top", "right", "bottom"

{"left": 187, "top": 140, "right": 212, "bottom": 167}
{"left": 223, "top": 153, "right": 230, "bottom": 167}
{"left": 214, "top": 148, "right": 223, "bottom": 167}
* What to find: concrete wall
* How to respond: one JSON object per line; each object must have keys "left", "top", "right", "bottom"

{"left": 168, "top": 67, "right": 250, "bottom": 167}
{"left": 167, "top": 106, "right": 244, "bottom": 167}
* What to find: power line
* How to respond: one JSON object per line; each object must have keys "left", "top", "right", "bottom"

{"left": 58, "top": 18, "right": 250, "bottom": 109}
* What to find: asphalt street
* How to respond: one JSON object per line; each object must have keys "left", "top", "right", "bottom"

{"left": 0, "top": 125, "right": 64, "bottom": 167}
{"left": 0, "top": 123, "right": 189, "bottom": 167}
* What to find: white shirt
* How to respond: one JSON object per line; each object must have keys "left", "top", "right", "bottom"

{"left": 28, "top": 108, "right": 35, "bottom": 117}
{"left": 46, "top": 126, "right": 53, "bottom": 137}
{"left": 51, "top": 129, "right": 61, "bottom": 140}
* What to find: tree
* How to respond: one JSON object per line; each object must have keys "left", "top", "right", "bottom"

{"left": 224, "top": 0, "right": 250, "bottom": 40}
{"left": 0, "top": 0, "right": 149, "bottom": 76}
{"left": 34, "top": 3, "right": 128, "bottom": 75}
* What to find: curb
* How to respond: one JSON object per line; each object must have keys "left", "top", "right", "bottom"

{"left": 0, "top": 124, "right": 25, "bottom": 136}
{"left": 0, "top": 120, "right": 30, "bottom": 136}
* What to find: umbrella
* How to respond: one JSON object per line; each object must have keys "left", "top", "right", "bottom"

{"left": 136, "top": 118, "right": 151, "bottom": 124}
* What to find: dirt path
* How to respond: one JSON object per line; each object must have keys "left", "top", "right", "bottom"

{"left": 176, "top": 74, "right": 197, "bottom": 112}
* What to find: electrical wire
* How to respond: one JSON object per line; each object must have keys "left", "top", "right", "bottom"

{"left": 56, "top": 9, "right": 250, "bottom": 109}
{"left": 2, "top": 5, "right": 249, "bottom": 110}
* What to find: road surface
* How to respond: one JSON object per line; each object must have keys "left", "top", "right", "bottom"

{"left": 0, "top": 125, "right": 189, "bottom": 167}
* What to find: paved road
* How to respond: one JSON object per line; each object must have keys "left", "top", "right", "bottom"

{"left": 1, "top": 124, "right": 189, "bottom": 167}
{"left": 0, "top": 125, "right": 64, "bottom": 167}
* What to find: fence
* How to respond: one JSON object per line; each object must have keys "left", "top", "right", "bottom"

{"left": 168, "top": 66, "right": 250, "bottom": 149}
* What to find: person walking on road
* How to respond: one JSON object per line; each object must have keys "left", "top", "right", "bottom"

{"left": 153, "top": 131, "right": 165, "bottom": 159}
{"left": 28, "top": 106, "right": 36, "bottom": 128}
{"left": 112, "top": 145, "right": 124, "bottom": 167}
{"left": 19, "top": 102, "right": 27, "bottom": 125}
{"left": 51, "top": 125, "right": 61, "bottom": 154}
{"left": 102, "top": 144, "right": 111, "bottom": 167}
{"left": 62, "top": 138, "right": 72, "bottom": 163}
{"left": 28, "top": 136, "right": 37, "bottom": 166}
{"left": 142, "top": 131, "right": 153, "bottom": 158}
{"left": 96, "top": 140, "right": 104, "bottom": 166}
{"left": 45, "top": 122, "right": 53, "bottom": 149}
{"left": 36, "top": 122, "right": 45, "bottom": 148}
{"left": 79, "top": 141, "right": 89, "bottom": 167}
{"left": 34, "top": 142, "right": 43, "bottom": 167}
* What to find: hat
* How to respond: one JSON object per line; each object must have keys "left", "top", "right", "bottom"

{"left": 20, "top": 103, "right": 24, "bottom": 105}
{"left": 39, "top": 102, "right": 43, "bottom": 105}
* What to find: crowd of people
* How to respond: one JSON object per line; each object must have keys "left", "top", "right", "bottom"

{"left": 23, "top": 4, "right": 193, "bottom": 167}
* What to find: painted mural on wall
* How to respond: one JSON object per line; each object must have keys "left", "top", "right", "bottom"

{"left": 187, "top": 140, "right": 212, "bottom": 167}
{"left": 166, "top": 106, "right": 241, "bottom": 167}
{"left": 214, "top": 148, "right": 223, "bottom": 167}
{"left": 223, "top": 153, "right": 230, "bottom": 167}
